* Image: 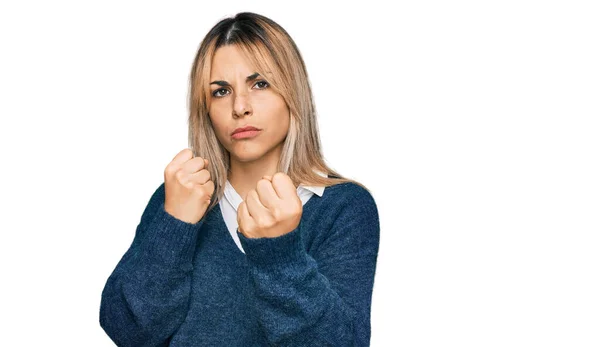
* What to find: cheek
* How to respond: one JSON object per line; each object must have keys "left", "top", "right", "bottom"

{"left": 276, "top": 103, "right": 291, "bottom": 128}
{"left": 258, "top": 95, "right": 289, "bottom": 120}
{"left": 208, "top": 105, "right": 228, "bottom": 132}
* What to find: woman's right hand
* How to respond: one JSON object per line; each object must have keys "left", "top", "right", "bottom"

{"left": 164, "top": 148, "right": 215, "bottom": 224}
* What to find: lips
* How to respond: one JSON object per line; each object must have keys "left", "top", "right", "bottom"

{"left": 232, "top": 129, "right": 261, "bottom": 140}
{"left": 231, "top": 126, "right": 260, "bottom": 135}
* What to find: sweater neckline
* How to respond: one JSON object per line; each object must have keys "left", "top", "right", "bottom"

{"left": 209, "top": 187, "right": 324, "bottom": 256}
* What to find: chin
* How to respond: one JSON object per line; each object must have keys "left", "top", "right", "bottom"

{"left": 230, "top": 148, "right": 266, "bottom": 163}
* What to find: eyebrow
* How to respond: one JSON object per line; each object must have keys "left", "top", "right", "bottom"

{"left": 210, "top": 72, "right": 261, "bottom": 87}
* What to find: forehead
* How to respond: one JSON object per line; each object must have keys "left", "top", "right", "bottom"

{"left": 210, "top": 45, "right": 256, "bottom": 78}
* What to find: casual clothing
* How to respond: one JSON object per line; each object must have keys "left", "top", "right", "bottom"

{"left": 100, "top": 176, "right": 380, "bottom": 346}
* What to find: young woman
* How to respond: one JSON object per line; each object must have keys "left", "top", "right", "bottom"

{"left": 100, "top": 12, "right": 380, "bottom": 347}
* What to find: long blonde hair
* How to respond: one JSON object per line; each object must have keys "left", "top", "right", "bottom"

{"left": 188, "top": 12, "right": 369, "bottom": 212}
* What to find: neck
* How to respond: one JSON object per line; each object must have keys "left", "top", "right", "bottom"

{"left": 228, "top": 144, "right": 283, "bottom": 200}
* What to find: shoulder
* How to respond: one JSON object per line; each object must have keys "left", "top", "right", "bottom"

{"left": 311, "top": 182, "right": 380, "bottom": 257}
{"left": 324, "top": 180, "right": 374, "bottom": 200}
{"left": 322, "top": 181, "right": 378, "bottom": 214}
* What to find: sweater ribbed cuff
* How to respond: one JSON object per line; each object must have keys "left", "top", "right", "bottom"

{"left": 138, "top": 202, "right": 203, "bottom": 268}
{"left": 237, "top": 220, "right": 306, "bottom": 266}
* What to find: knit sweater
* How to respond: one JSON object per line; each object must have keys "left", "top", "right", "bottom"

{"left": 99, "top": 179, "right": 380, "bottom": 346}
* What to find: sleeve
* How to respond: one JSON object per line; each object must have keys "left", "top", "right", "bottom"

{"left": 237, "top": 186, "right": 380, "bottom": 346}
{"left": 99, "top": 183, "right": 204, "bottom": 347}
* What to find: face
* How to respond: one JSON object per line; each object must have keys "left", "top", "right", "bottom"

{"left": 208, "top": 44, "right": 290, "bottom": 164}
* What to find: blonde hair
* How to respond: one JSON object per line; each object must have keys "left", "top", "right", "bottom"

{"left": 187, "top": 12, "right": 369, "bottom": 212}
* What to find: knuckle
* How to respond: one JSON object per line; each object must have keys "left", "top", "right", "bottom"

{"left": 257, "top": 179, "right": 270, "bottom": 189}
{"left": 203, "top": 169, "right": 212, "bottom": 181}
{"left": 164, "top": 165, "right": 175, "bottom": 177}
{"left": 273, "top": 172, "right": 286, "bottom": 180}
{"left": 175, "top": 169, "right": 186, "bottom": 182}
{"left": 198, "top": 182, "right": 214, "bottom": 197}
{"left": 272, "top": 208, "right": 284, "bottom": 221}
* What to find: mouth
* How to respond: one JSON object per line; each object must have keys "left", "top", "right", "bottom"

{"left": 231, "top": 129, "right": 262, "bottom": 140}
{"left": 231, "top": 126, "right": 261, "bottom": 135}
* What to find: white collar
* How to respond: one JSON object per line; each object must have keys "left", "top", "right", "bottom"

{"left": 298, "top": 170, "right": 327, "bottom": 197}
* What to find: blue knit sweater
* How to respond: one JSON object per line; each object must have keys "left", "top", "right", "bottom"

{"left": 100, "top": 180, "right": 380, "bottom": 346}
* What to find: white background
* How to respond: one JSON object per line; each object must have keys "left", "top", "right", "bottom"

{"left": 0, "top": 1, "right": 598, "bottom": 346}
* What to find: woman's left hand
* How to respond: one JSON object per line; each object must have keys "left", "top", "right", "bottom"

{"left": 237, "top": 172, "right": 302, "bottom": 238}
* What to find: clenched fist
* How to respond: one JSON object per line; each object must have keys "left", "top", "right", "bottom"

{"left": 164, "top": 148, "right": 215, "bottom": 224}
{"left": 237, "top": 172, "right": 302, "bottom": 238}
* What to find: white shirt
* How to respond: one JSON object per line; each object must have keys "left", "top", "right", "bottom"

{"left": 220, "top": 171, "right": 327, "bottom": 253}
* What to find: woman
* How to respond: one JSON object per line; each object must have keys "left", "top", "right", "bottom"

{"left": 100, "top": 12, "right": 380, "bottom": 347}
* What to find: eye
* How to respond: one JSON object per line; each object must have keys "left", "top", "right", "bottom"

{"left": 212, "top": 88, "right": 230, "bottom": 98}
{"left": 253, "top": 80, "right": 269, "bottom": 89}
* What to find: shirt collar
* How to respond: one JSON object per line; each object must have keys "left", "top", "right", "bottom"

{"left": 298, "top": 170, "right": 327, "bottom": 197}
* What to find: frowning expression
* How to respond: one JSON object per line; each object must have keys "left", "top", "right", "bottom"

{"left": 208, "top": 44, "right": 290, "bottom": 163}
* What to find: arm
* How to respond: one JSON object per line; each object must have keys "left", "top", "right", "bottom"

{"left": 237, "top": 186, "right": 380, "bottom": 346}
{"left": 100, "top": 183, "right": 203, "bottom": 347}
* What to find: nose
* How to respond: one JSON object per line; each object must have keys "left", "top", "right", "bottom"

{"left": 233, "top": 92, "right": 252, "bottom": 118}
